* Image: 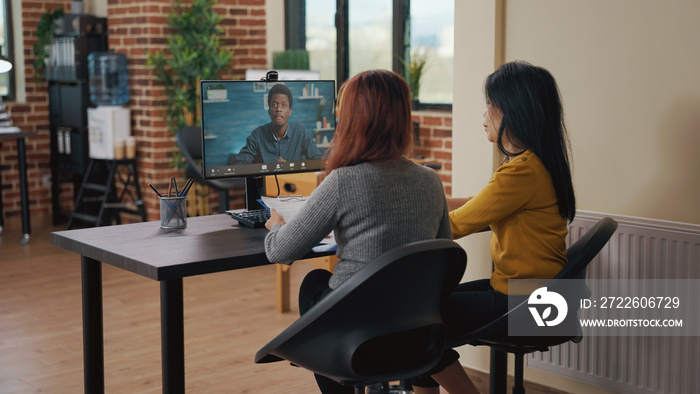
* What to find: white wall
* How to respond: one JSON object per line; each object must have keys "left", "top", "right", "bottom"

{"left": 266, "top": 1, "right": 285, "bottom": 68}
{"left": 504, "top": 0, "right": 700, "bottom": 225}
{"left": 88, "top": 0, "right": 107, "bottom": 17}
{"left": 451, "top": 0, "right": 501, "bottom": 323}
{"left": 451, "top": 0, "right": 503, "bottom": 382}
{"left": 453, "top": 0, "right": 699, "bottom": 392}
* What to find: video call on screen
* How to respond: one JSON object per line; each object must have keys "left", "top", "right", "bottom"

{"left": 201, "top": 79, "right": 336, "bottom": 179}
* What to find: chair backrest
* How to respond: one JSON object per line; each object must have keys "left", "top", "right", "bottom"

{"left": 255, "top": 239, "right": 467, "bottom": 386}
{"left": 556, "top": 216, "right": 618, "bottom": 281}
{"left": 175, "top": 126, "right": 244, "bottom": 191}
{"left": 175, "top": 125, "right": 204, "bottom": 183}
{"left": 176, "top": 125, "right": 203, "bottom": 161}
{"left": 447, "top": 217, "right": 618, "bottom": 348}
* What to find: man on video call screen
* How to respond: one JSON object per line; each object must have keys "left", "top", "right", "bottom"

{"left": 230, "top": 84, "right": 322, "bottom": 164}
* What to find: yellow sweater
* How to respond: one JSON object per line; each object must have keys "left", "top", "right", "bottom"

{"left": 449, "top": 151, "right": 567, "bottom": 295}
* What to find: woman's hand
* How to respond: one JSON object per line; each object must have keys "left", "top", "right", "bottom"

{"left": 265, "top": 208, "right": 286, "bottom": 230}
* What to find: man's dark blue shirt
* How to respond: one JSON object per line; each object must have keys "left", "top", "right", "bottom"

{"left": 232, "top": 122, "right": 322, "bottom": 164}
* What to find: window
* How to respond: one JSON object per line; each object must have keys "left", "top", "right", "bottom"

{"left": 287, "top": 0, "right": 453, "bottom": 108}
{"left": 347, "top": 0, "right": 393, "bottom": 76}
{"left": 409, "top": 0, "right": 454, "bottom": 105}
{"left": 0, "top": 0, "right": 14, "bottom": 99}
{"left": 304, "top": 0, "right": 337, "bottom": 81}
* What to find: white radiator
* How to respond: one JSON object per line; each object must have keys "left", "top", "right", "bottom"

{"left": 527, "top": 210, "right": 700, "bottom": 394}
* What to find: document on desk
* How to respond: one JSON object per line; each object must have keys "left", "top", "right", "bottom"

{"left": 258, "top": 196, "right": 336, "bottom": 251}
{"left": 260, "top": 196, "right": 307, "bottom": 222}
{"left": 227, "top": 196, "right": 336, "bottom": 250}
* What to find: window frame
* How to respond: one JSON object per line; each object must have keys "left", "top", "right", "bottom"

{"left": 285, "top": 0, "right": 451, "bottom": 111}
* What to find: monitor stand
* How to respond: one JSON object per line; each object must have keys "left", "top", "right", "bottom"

{"left": 244, "top": 176, "right": 266, "bottom": 211}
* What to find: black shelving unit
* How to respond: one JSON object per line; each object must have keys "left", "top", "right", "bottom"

{"left": 48, "top": 14, "right": 108, "bottom": 225}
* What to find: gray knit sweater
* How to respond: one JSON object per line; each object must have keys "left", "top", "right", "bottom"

{"left": 264, "top": 157, "right": 452, "bottom": 289}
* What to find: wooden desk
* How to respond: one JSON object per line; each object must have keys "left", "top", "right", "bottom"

{"left": 0, "top": 129, "right": 36, "bottom": 243}
{"left": 51, "top": 214, "right": 332, "bottom": 394}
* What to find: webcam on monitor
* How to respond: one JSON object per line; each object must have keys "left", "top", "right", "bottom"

{"left": 264, "top": 70, "right": 279, "bottom": 82}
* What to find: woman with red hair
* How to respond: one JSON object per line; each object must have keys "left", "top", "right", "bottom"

{"left": 264, "top": 69, "right": 452, "bottom": 394}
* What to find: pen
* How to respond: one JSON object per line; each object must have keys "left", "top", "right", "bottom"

{"left": 164, "top": 179, "right": 195, "bottom": 223}
{"left": 164, "top": 180, "right": 189, "bottom": 223}
{"left": 180, "top": 178, "right": 194, "bottom": 197}
{"left": 149, "top": 183, "right": 163, "bottom": 197}
{"left": 152, "top": 182, "right": 186, "bottom": 223}
{"left": 256, "top": 198, "right": 270, "bottom": 211}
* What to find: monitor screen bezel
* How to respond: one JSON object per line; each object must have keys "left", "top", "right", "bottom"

{"left": 200, "top": 78, "right": 336, "bottom": 181}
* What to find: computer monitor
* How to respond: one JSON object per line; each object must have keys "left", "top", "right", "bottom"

{"left": 200, "top": 78, "right": 336, "bottom": 208}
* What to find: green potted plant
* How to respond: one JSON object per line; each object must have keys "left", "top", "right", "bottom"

{"left": 272, "top": 49, "right": 310, "bottom": 70}
{"left": 33, "top": 7, "right": 64, "bottom": 82}
{"left": 402, "top": 47, "right": 430, "bottom": 110}
{"left": 146, "top": 0, "right": 233, "bottom": 167}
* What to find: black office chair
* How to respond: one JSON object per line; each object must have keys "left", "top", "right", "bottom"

{"left": 447, "top": 217, "right": 618, "bottom": 394}
{"left": 255, "top": 239, "right": 468, "bottom": 394}
{"left": 175, "top": 125, "right": 245, "bottom": 212}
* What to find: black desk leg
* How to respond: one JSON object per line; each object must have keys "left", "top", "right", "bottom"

{"left": 490, "top": 347, "right": 507, "bottom": 394}
{"left": 17, "top": 138, "right": 30, "bottom": 244}
{"left": 161, "top": 278, "right": 185, "bottom": 394}
{"left": 82, "top": 256, "right": 105, "bottom": 394}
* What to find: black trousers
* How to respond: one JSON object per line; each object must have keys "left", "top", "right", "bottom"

{"left": 411, "top": 279, "right": 511, "bottom": 387}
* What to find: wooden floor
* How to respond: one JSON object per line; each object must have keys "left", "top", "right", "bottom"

{"left": 0, "top": 215, "right": 565, "bottom": 394}
{"left": 1, "top": 215, "right": 326, "bottom": 393}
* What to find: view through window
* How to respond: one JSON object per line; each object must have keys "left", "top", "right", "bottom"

{"left": 303, "top": 0, "right": 453, "bottom": 106}
{"left": 410, "top": 0, "right": 454, "bottom": 104}
{"left": 306, "top": 0, "right": 337, "bottom": 82}
{"left": 348, "top": 0, "right": 393, "bottom": 77}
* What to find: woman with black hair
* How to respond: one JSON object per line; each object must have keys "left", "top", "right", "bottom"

{"left": 412, "top": 61, "right": 576, "bottom": 394}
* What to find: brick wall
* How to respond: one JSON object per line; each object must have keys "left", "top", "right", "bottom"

{"left": 1, "top": 0, "right": 268, "bottom": 224}
{"left": 107, "top": 0, "right": 268, "bottom": 220}
{"left": 2, "top": 1, "right": 453, "bottom": 225}
{"left": 412, "top": 110, "right": 453, "bottom": 196}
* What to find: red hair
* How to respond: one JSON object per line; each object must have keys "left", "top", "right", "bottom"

{"left": 324, "top": 69, "right": 414, "bottom": 173}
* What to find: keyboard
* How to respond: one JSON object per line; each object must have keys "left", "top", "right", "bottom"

{"left": 228, "top": 209, "right": 271, "bottom": 228}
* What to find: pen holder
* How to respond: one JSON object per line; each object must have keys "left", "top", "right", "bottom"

{"left": 159, "top": 196, "right": 188, "bottom": 229}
